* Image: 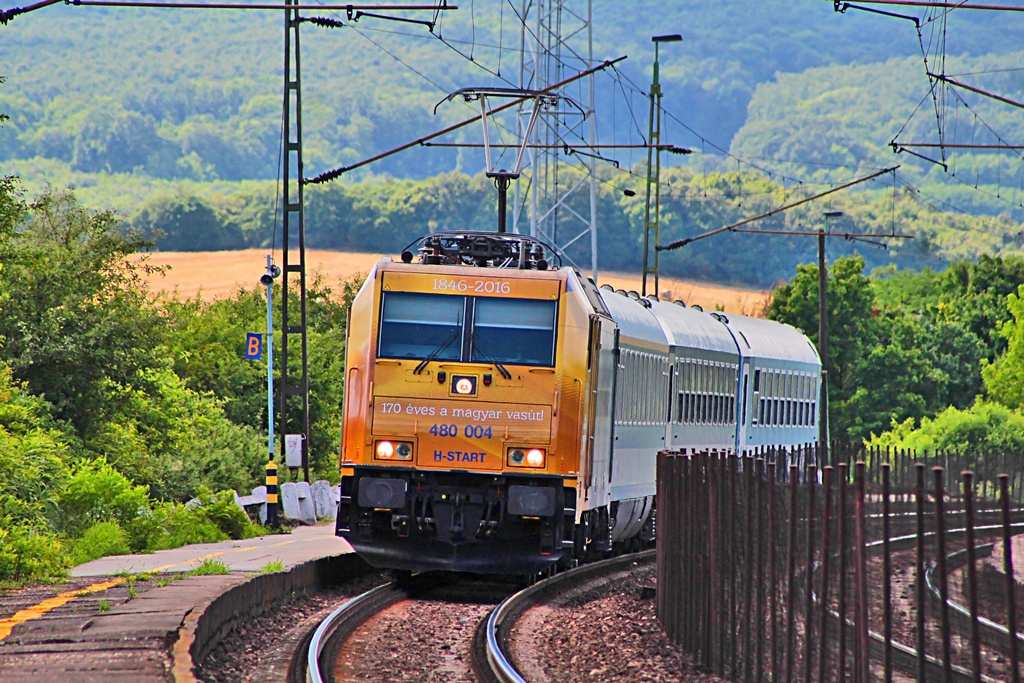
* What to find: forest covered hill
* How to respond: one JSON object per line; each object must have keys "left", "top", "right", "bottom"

{"left": 2, "top": 0, "right": 1024, "bottom": 285}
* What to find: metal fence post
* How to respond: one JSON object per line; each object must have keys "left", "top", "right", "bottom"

{"left": 1000, "top": 474, "right": 1021, "bottom": 683}
{"left": 962, "top": 470, "right": 982, "bottom": 681}
{"left": 882, "top": 463, "right": 893, "bottom": 683}
{"left": 934, "top": 466, "right": 953, "bottom": 683}
{"left": 854, "top": 461, "right": 869, "bottom": 683}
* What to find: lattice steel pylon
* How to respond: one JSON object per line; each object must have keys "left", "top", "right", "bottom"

{"left": 514, "top": 0, "right": 600, "bottom": 281}
{"left": 280, "top": 0, "right": 311, "bottom": 483}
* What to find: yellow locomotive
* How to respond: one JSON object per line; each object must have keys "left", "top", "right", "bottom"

{"left": 336, "top": 231, "right": 821, "bottom": 574}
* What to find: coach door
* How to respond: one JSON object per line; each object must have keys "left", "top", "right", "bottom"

{"left": 582, "top": 314, "right": 616, "bottom": 506}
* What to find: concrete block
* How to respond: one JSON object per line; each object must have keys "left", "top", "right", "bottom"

{"left": 280, "top": 482, "right": 300, "bottom": 521}
{"left": 311, "top": 480, "right": 337, "bottom": 520}
{"left": 295, "top": 481, "right": 317, "bottom": 524}
{"left": 281, "top": 482, "right": 316, "bottom": 524}
{"left": 250, "top": 486, "right": 267, "bottom": 525}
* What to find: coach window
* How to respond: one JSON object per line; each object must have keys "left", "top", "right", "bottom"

{"left": 800, "top": 375, "right": 808, "bottom": 426}
{"left": 700, "top": 362, "right": 709, "bottom": 424}
{"left": 716, "top": 365, "right": 725, "bottom": 425}
{"left": 379, "top": 292, "right": 464, "bottom": 361}
{"left": 785, "top": 374, "right": 793, "bottom": 426}
{"left": 472, "top": 298, "right": 557, "bottom": 366}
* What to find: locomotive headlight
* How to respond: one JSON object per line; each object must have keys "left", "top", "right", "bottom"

{"left": 526, "top": 449, "right": 545, "bottom": 467}
{"left": 452, "top": 375, "right": 477, "bottom": 396}
{"left": 375, "top": 441, "right": 413, "bottom": 461}
{"left": 507, "top": 447, "right": 546, "bottom": 468}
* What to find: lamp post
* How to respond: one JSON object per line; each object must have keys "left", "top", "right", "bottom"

{"left": 820, "top": 210, "right": 842, "bottom": 465}
{"left": 641, "top": 33, "right": 682, "bottom": 297}
{"left": 260, "top": 256, "right": 281, "bottom": 527}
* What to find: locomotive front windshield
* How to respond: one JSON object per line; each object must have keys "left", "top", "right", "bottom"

{"left": 379, "top": 292, "right": 464, "bottom": 361}
{"left": 378, "top": 292, "right": 557, "bottom": 367}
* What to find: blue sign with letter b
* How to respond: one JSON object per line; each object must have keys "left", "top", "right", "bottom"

{"left": 245, "top": 333, "right": 262, "bottom": 360}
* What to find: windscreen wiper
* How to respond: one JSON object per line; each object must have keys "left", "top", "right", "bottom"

{"left": 413, "top": 329, "right": 460, "bottom": 375}
{"left": 469, "top": 335, "right": 513, "bottom": 380}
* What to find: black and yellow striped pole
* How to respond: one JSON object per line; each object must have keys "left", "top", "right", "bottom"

{"left": 266, "top": 460, "right": 279, "bottom": 528}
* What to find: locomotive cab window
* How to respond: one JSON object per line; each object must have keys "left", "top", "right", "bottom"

{"left": 379, "top": 292, "right": 464, "bottom": 361}
{"left": 471, "top": 298, "right": 557, "bottom": 366}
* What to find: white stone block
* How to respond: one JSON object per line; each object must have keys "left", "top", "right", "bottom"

{"left": 311, "top": 480, "right": 337, "bottom": 520}
{"left": 280, "top": 482, "right": 301, "bottom": 521}
{"left": 250, "top": 486, "right": 268, "bottom": 525}
{"left": 296, "top": 481, "right": 317, "bottom": 524}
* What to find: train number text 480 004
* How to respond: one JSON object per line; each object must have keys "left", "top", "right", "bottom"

{"left": 429, "top": 423, "right": 493, "bottom": 439}
{"left": 432, "top": 278, "right": 511, "bottom": 295}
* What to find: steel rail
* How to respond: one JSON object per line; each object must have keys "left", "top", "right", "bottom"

{"left": 306, "top": 580, "right": 408, "bottom": 683}
{"left": 925, "top": 541, "right": 1024, "bottom": 655}
{"left": 803, "top": 522, "right": 1024, "bottom": 682}
{"left": 485, "top": 550, "right": 656, "bottom": 683}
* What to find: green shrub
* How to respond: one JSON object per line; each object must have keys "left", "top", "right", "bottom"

{"left": 191, "top": 487, "right": 252, "bottom": 540}
{"left": 140, "top": 501, "right": 227, "bottom": 552}
{"left": 57, "top": 459, "right": 150, "bottom": 537}
{"left": 72, "top": 521, "right": 131, "bottom": 565}
{"left": 0, "top": 523, "right": 70, "bottom": 582}
{"left": 868, "top": 399, "right": 1024, "bottom": 453}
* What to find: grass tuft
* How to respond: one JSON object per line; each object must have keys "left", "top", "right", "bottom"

{"left": 259, "top": 560, "right": 284, "bottom": 574}
{"left": 186, "top": 558, "right": 230, "bottom": 576}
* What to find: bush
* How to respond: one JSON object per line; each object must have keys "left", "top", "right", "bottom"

{"left": 867, "top": 399, "right": 1024, "bottom": 453}
{"left": 71, "top": 521, "right": 131, "bottom": 565}
{"left": 137, "top": 500, "right": 228, "bottom": 552}
{"left": 56, "top": 459, "right": 151, "bottom": 537}
{"left": 0, "top": 523, "right": 69, "bottom": 583}
{"left": 190, "top": 487, "right": 252, "bottom": 540}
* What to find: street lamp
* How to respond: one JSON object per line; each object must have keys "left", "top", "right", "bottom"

{"left": 819, "top": 210, "right": 843, "bottom": 464}
{"left": 260, "top": 255, "right": 281, "bottom": 527}
{"left": 641, "top": 33, "right": 682, "bottom": 297}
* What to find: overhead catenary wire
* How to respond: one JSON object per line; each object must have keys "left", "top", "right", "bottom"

{"left": 303, "top": 56, "right": 626, "bottom": 184}
{"left": 657, "top": 166, "right": 900, "bottom": 252}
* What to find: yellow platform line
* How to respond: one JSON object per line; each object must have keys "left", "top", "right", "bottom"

{"left": 0, "top": 578, "right": 125, "bottom": 642}
{"left": 1, "top": 539, "right": 296, "bottom": 643}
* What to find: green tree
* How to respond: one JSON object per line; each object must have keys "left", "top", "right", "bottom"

{"left": 768, "top": 254, "right": 876, "bottom": 397}
{"left": 981, "top": 284, "right": 1024, "bottom": 409}
{"left": 132, "top": 193, "right": 244, "bottom": 251}
{"left": 0, "top": 187, "right": 164, "bottom": 437}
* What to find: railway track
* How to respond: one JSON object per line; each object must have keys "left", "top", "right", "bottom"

{"left": 803, "top": 523, "right": 1024, "bottom": 682}
{"left": 302, "top": 551, "right": 655, "bottom": 683}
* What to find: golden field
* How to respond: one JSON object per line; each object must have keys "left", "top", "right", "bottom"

{"left": 134, "top": 249, "right": 770, "bottom": 316}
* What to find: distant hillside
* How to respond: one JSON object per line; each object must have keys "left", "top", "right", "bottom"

{"left": 3, "top": 1, "right": 1023, "bottom": 182}
{"left": 3, "top": 0, "right": 1024, "bottom": 285}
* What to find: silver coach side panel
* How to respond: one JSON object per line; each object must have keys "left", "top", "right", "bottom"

{"left": 723, "top": 314, "right": 822, "bottom": 450}
{"left": 647, "top": 301, "right": 741, "bottom": 453}
{"left": 596, "top": 289, "right": 670, "bottom": 503}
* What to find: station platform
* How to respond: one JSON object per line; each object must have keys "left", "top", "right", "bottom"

{"left": 72, "top": 522, "right": 351, "bottom": 576}
{"left": 0, "top": 524, "right": 355, "bottom": 682}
